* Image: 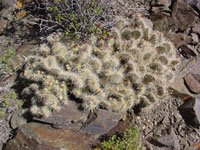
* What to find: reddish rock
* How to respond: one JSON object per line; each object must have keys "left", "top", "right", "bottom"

{"left": 5, "top": 101, "right": 126, "bottom": 150}
{"left": 184, "top": 74, "right": 200, "bottom": 94}
{"left": 5, "top": 122, "right": 93, "bottom": 150}
{"left": 172, "top": 0, "right": 198, "bottom": 30}
{"left": 169, "top": 55, "right": 200, "bottom": 95}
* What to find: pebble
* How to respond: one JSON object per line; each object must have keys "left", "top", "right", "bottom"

{"left": 136, "top": 116, "right": 141, "bottom": 120}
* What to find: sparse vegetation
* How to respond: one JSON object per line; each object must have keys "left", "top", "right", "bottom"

{"left": 26, "top": 0, "right": 115, "bottom": 40}
{"left": 0, "top": 89, "right": 22, "bottom": 115}
{"left": 0, "top": 48, "right": 16, "bottom": 80}
{"left": 94, "top": 127, "right": 142, "bottom": 150}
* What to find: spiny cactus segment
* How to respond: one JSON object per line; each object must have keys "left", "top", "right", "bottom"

{"left": 21, "top": 15, "right": 181, "bottom": 117}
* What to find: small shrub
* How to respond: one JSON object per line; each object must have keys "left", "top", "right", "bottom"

{"left": 0, "top": 89, "right": 22, "bottom": 115}
{"left": 94, "top": 127, "right": 142, "bottom": 150}
{"left": 0, "top": 48, "right": 16, "bottom": 80}
{"left": 26, "top": 0, "right": 115, "bottom": 40}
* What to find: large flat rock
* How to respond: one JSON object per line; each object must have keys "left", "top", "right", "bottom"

{"left": 170, "top": 56, "right": 200, "bottom": 95}
{"left": 5, "top": 122, "right": 93, "bottom": 150}
{"left": 184, "top": 74, "right": 200, "bottom": 94}
{"left": 5, "top": 101, "right": 126, "bottom": 150}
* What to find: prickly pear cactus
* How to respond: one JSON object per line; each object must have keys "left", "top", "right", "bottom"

{"left": 21, "top": 15, "right": 181, "bottom": 117}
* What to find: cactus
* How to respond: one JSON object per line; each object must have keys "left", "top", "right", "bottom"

{"left": 21, "top": 14, "right": 181, "bottom": 117}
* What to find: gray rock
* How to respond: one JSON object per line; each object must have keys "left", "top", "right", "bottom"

{"left": 0, "top": 0, "right": 17, "bottom": 16}
{"left": 10, "top": 110, "right": 27, "bottom": 129}
{"left": 191, "top": 33, "right": 199, "bottom": 43}
{"left": 0, "top": 0, "right": 17, "bottom": 7}
{"left": 193, "top": 21, "right": 200, "bottom": 34}
{"left": 194, "top": 96, "right": 200, "bottom": 123}
{"left": 147, "top": 128, "right": 180, "bottom": 150}
{"left": 187, "top": 0, "right": 200, "bottom": 11}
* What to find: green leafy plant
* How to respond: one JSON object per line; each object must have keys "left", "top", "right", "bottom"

{"left": 94, "top": 128, "right": 142, "bottom": 150}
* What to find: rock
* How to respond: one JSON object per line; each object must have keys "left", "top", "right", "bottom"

{"left": 5, "top": 101, "right": 126, "bottom": 150}
{"left": 81, "top": 109, "right": 125, "bottom": 136}
{"left": 170, "top": 57, "right": 200, "bottom": 95}
{"left": 194, "top": 96, "right": 200, "bottom": 123}
{"left": 181, "top": 57, "right": 200, "bottom": 75}
{"left": 184, "top": 74, "right": 200, "bottom": 94}
{"left": 187, "top": 0, "right": 200, "bottom": 11}
{"left": 17, "top": 40, "right": 39, "bottom": 56}
{"left": 5, "top": 122, "right": 93, "bottom": 150}
{"left": 179, "top": 97, "right": 200, "bottom": 128}
{"left": 171, "top": 33, "right": 192, "bottom": 48}
{"left": 7, "top": 40, "right": 39, "bottom": 70}
{"left": 151, "top": 0, "right": 171, "bottom": 7}
{"left": 147, "top": 128, "right": 180, "bottom": 150}
{"left": 178, "top": 45, "right": 196, "bottom": 59}
{"left": 169, "top": 76, "right": 192, "bottom": 96}
{"left": 10, "top": 110, "right": 27, "bottom": 129}
{"left": 0, "top": 0, "right": 17, "bottom": 8}
{"left": 0, "top": 0, "right": 17, "bottom": 16}
{"left": 193, "top": 21, "right": 200, "bottom": 33}
{"left": 151, "top": 0, "right": 171, "bottom": 14}
{"left": 33, "top": 101, "right": 90, "bottom": 130}
{"left": 172, "top": 0, "right": 198, "bottom": 30}
{"left": 191, "top": 33, "right": 199, "bottom": 43}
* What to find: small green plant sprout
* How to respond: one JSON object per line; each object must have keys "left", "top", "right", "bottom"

{"left": 20, "top": 14, "right": 181, "bottom": 117}
{"left": 0, "top": 89, "right": 21, "bottom": 116}
{"left": 0, "top": 48, "right": 16, "bottom": 76}
{"left": 94, "top": 127, "right": 142, "bottom": 150}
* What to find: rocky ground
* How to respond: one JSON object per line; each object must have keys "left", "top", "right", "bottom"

{"left": 0, "top": 0, "right": 200, "bottom": 150}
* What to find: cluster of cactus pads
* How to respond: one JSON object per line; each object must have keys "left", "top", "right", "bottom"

{"left": 21, "top": 15, "right": 181, "bottom": 117}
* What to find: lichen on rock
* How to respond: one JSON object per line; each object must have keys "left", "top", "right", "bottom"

{"left": 20, "top": 14, "right": 181, "bottom": 117}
